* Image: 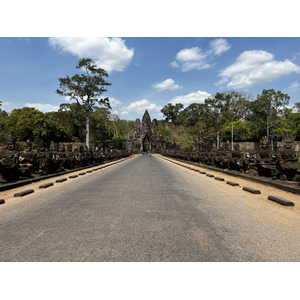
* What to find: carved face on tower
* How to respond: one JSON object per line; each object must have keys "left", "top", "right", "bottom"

{"left": 6, "top": 135, "right": 15, "bottom": 151}
{"left": 24, "top": 139, "right": 32, "bottom": 152}
{"left": 260, "top": 136, "right": 270, "bottom": 150}
{"left": 282, "top": 131, "right": 293, "bottom": 150}
{"left": 135, "top": 119, "right": 141, "bottom": 133}
{"left": 142, "top": 110, "right": 152, "bottom": 135}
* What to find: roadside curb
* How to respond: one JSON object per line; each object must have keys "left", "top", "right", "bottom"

{"left": 69, "top": 175, "right": 78, "bottom": 179}
{"left": 243, "top": 187, "right": 261, "bottom": 194}
{"left": 56, "top": 178, "right": 67, "bottom": 183}
{"left": 215, "top": 177, "right": 225, "bottom": 181}
{"left": 268, "top": 195, "right": 295, "bottom": 206}
{"left": 160, "top": 155, "right": 300, "bottom": 195}
{"left": 39, "top": 183, "right": 54, "bottom": 189}
{"left": 0, "top": 155, "right": 133, "bottom": 192}
{"left": 14, "top": 189, "right": 34, "bottom": 197}
{"left": 226, "top": 181, "right": 239, "bottom": 187}
{"left": 0, "top": 156, "right": 134, "bottom": 205}
{"left": 159, "top": 155, "right": 296, "bottom": 208}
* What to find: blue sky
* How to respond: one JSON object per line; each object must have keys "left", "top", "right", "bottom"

{"left": 1, "top": 37, "right": 300, "bottom": 121}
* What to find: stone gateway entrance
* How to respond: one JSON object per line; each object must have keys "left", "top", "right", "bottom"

{"left": 142, "top": 134, "right": 151, "bottom": 152}
{"left": 126, "top": 110, "right": 174, "bottom": 153}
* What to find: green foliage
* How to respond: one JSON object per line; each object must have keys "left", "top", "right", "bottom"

{"left": 0, "top": 87, "right": 299, "bottom": 149}
{"left": 161, "top": 103, "right": 184, "bottom": 125}
{"left": 158, "top": 127, "right": 171, "bottom": 136}
{"left": 177, "top": 133, "right": 195, "bottom": 149}
{"left": 56, "top": 58, "right": 111, "bottom": 148}
{"left": 248, "top": 89, "right": 290, "bottom": 138}
{"left": 56, "top": 58, "right": 111, "bottom": 113}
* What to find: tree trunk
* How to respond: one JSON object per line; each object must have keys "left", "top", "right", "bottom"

{"left": 231, "top": 118, "right": 234, "bottom": 151}
{"left": 216, "top": 120, "right": 220, "bottom": 150}
{"left": 86, "top": 111, "right": 90, "bottom": 150}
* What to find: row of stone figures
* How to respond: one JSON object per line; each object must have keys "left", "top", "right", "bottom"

{"left": 162, "top": 132, "right": 300, "bottom": 181}
{"left": 0, "top": 138, "right": 130, "bottom": 182}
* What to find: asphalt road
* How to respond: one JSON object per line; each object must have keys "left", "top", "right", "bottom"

{"left": 1, "top": 154, "right": 300, "bottom": 262}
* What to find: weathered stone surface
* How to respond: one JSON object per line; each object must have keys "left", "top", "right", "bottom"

{"left": 162, "top": 131, "right": 300, "bottom": 182}
{"left": 268, "top": 195, "right": 294, "bottom": 206}
{"left": 215, "top": 177, "right": 225, "bottom": 181}
{"left": 69, "top": 175, "right": 78, "bottom": 178}
{"left": 242, "top": 187, "right": 261, "bottom": 194}
{"left": 226, "top": 181, "right": 239, "bottom": 186}
{"left": 14, "top": 189, "right": 34, "bottom": 197}
{"left": 39, "top": 182, "right": 54, "bottom": 189}
{"left": 126, "top": 110, "right": 175, "bottom": 154}
{"left": 56, "top": 178, "right": 67, "bottom": 183}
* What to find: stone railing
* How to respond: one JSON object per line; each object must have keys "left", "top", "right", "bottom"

{"left": 0, "top": 141, "right": 131, "bottom": 183}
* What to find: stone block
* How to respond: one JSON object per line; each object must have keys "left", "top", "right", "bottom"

{"left": 268, "top": 195, "right": 294, "bottom": 206}
{"left": 56, "top": 178, "right": 67, "bottom": 183}
{"left": 243, "top": 187, "right": 261, "bottom": 194}
{"left": 226, "top": 181, "right": 239, "bottom": 186}
{"left": 39, "top": 183, "right": 54, "bottom": 189}
{"left": 14, "top": 189, "right": 34, "bottom": 197}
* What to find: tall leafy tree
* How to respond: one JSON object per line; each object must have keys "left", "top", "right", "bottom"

{"left": 56, "top": 58, "right": 111, "bottom": 149}
{"left": 180, "top": 103, "right": 206, "bottom": 127}
{"left": 250, "top": 89, "right": 290, "bottom": 140}
{"left": 222, "top": 91, "right": 250, "bottom": 150}
{"left": 161, "top": 103, "right": 184, "bottom": 125}
{"left": 204, "top": 93, "right": 229, "bottom": 149}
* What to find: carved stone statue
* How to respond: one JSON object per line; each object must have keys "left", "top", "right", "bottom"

{"left": 256, "top": 136, "right": 276, "bottom": 177}
{"left": 37, "top": 140, "right": 45, "bottom": 152}
{"left": 6, "top": 135, "right": 15, "bottom": 151}
{"left": 275, "top": 132, "right": 300, "bottom": 180}
{"left": 24, "top": 139, "right": 32, "bottom": 152}
{"left": 230, "top": 143, "right": 243, "bottom": 171}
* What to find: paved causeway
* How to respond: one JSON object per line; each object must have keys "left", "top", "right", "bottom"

{"left": 1, "top": 154, "right": 300, "bottom": 261}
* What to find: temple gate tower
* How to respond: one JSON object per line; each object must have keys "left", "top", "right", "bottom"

{"left": 126, "top": 110, "right": 173, "bottom": 153}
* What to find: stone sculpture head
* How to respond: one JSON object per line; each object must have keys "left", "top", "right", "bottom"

{"left": 24, "top": 139, "right": 32, "bottom": 152}
{"left": 260, "top": 136, "right": 270, "bottom": 150}
{"left": 282, "top": 131, "right": 294, "bottom": 150}
{"left": 6, "top": 135, "right": 15, "bottom": 150}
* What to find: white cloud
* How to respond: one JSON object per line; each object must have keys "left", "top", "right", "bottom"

{"left": 209, "top": 38, "right": 231, "bottom": 56}
{"left": 172, "top": 38, "right": 230, "bottom": 72}
{"left": 176, "top": 47, "right": 206, "bottom": 62}
{"left": 25, "top": 103, "right": 60, "bottom": 113}
{"left": 218, "top": 50, "right": 300, "bottom": 89}
{"left": 152, "top": 78, "right": 182, "bottom": 91}
{"left": 109, "top": 97, "right": 122, "bottom": 107}
{"left": 287, "top": 81, "right": 300, "bottom": 94}
{"left": 175, "top": 47, "right": 211, "bottom": 72}
{"left": 170, "top": 61, "right": 179, "bottom": 68}
{"left": 49, "top": 37, "right": 134, "bottom": 73}
{"left": 121, "top": 99, "right": 162, "bottom": 116}
{"left": 168, "top": 90, "right": 212, "bottom": 106}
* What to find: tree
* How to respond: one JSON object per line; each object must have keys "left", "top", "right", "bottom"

{"left": 161, "top": 103, "right": 184, "bottom": 125}
{"left": 90, "top": 107, "right": 112, "bottom": 142}
{"left": 250, "top": 89, "right": 290, "bottom": 140}
{"left": 180, "top": 103, "right": 206, "bottom": 127}
{"left": 56, "top": 58, "right": 111, "bottom": 149}
{"left": 204, "top": 93, "right": 229, "bottom": 149}
{"left": 222, "top": 91, "right": 250, "bottom": 150}
{"left": 6, "top": 107, "right": 45, "bottom": 143}
{"left": 54, "top": 103, "right": 87, "bottom": 142}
